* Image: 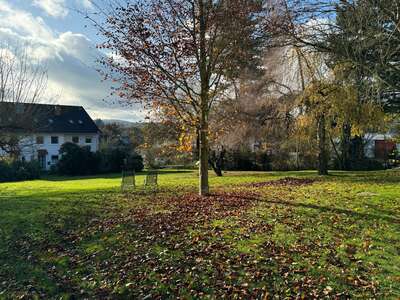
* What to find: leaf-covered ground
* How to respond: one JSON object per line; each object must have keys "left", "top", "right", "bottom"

{"left": 0, "top": 170, "right": 399, "bottom": 299}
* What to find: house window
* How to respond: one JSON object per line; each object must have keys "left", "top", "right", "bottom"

{"left": 38, "top": 155, "right": 46, "bottom": 169}
{"left": 36, "top": 136, "right": 44, "bottom": 144}
{"left": 37, "top": 150, "right": 47, "bottom": 170}
{"left": 51, "top": 136, "right": 58, "bottom": 144}
{"left": 85, "top": 137, "right": 92, "bottom": 144}
{"left": 72, "top": 136, "right": 79, "bottom": 143}
{"left": 51, "top": 155, "right": 59, "bottom": 164}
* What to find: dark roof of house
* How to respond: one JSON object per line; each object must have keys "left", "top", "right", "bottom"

{"left": 0, "top": 102, "right": 100, "bottom": 134}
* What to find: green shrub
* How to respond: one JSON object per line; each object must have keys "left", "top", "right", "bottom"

{"left": 99, "top": 148, "right": 143, "bottom": 173}
{"left": 332, "top": 158, "right": 385, "bottom": 171}
{"left": 0, "top": 160, "right": 13, "bottom": 180}
{"left": 129, "top": 152, "right": 144, "bottom": 172}
{"left": 269, "top": 151, "right": 317, "bottom": 171}
{"left": 222, "top": 150, "right": 272, "bottom": 171}
{"left": 57, "top": 143, "right": 144, "bottom": 176}
{"left": 254, "top": 151, "right": 272, "bottom": 171}
{"left": 58, "top": 143, "right": 101, "bottom": 176}
{"left": 0, "top": 159, "right": 41, "bottom": 182}
{"left": 349, "top": 159, "right": 385, "bottom": 171}
{"left": 224, "top": 149, "right": 253, "bottom": 171}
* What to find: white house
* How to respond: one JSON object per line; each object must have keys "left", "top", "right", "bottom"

{"left": 0, "top": 103, "right": 100, "bottom": 170}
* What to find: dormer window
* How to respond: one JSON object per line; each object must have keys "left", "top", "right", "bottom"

{"left": 69, "top": 120, "right": 74, "bottom": 124}
{"left": 78, "top": 120, "right": 83, "bottom": 124}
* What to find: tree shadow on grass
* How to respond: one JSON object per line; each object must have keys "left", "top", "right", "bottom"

{"left": 42, "top": 169, "right": 193, "bottom": 182}
{"left": 42, "top": 173, "right": 122, "bottom": 181}
{"left": 327, "top": 171, "right": 400, "bottom": 184}
{"left": 0, "top": 189, "right": 120, "bottom": 211}
{"left": 239, "top": 195, "right": 400, "bottom": 224}
{"left": 253, "top": 170, "right": 400, "bottom": 184}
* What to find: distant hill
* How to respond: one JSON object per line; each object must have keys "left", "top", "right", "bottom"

{"left": 97, "top": 119, "right": 145, "bottom": 128}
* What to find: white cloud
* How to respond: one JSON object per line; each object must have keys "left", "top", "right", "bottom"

{"left": 0, "top": 1, "right": 54, "bottom": 41}
{"left": 79, "top": 0, "right": 93, "bottom": 9}
{"left": 55, "top": 32, "right": 95, "bottom": 63}
{"left": 0, "top": 0, "right": 144, "bottom": 121}
{"left": 33, "top": 0, "right": 68, "bottom": 18}
{"left": 0, "top": 1, "right": 11, "bottom": 12}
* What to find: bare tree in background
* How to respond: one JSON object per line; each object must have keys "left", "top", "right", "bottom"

{"left": 0, "top": 45, "right": 48, "bottom": 157}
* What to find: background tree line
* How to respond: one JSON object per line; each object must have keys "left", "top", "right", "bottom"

{"left": 1, "top": 0, "right": 399, "bottom": 186}
{"left": 85, "top": 0, "right": 400, "bottom": 194}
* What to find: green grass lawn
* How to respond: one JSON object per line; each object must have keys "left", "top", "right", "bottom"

{"left": 0, "top": 170, "right": 399, "bottom": 299}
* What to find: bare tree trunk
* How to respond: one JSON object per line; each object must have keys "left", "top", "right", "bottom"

{"left": 209, "top": 147, "right": 225, "bottom": 177}
{"left": 317, "top": 114, "right": 328, "bottom": 175}
{"left": 194, "top": 128, "right": 200, "bottom": 161}
{"left": 199, "top": 123, "right": 209, "bottom": 195}
{"left": 330, "top": 135, "right": 341, "bottom": 164}
{"left": 340, "top": 122, "right": 352, "bottom": 170}
{"left": 199, "top": 0, "right": 209, "bottom": 196}
{"left": 210, "top": 164, "right": 223, "bottom": 177}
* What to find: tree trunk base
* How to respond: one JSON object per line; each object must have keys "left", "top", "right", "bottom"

{"left": 199, "top": 128, "right": 209, "bottom": 196}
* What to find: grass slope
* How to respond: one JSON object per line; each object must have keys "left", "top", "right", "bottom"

{"left": 0, "top": 170, "right": 399, "bottom": 299}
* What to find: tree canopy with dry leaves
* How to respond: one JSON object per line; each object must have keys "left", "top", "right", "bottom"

{"left": 88, "top": 0, "right": 265, "bottom": 195}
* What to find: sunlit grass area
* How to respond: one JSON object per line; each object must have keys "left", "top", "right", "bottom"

{"left": 0, "top": 169, "right": 399, "bottom": 298}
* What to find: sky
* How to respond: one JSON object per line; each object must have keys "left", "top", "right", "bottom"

{"left": 0, "top": 0, "right": 145, "bottom": 122}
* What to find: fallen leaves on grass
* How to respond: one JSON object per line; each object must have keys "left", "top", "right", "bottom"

{"left": 4, "top": 188, "right": 380, "bottom": 299}
{"left": 247, "top": 177, "right": 316, "bottom": 188}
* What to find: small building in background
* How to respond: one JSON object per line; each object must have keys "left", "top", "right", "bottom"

{"left": 0, "top": 103, "right": 100, "bottom": 170}
{"left": 364, "top": 133, "right": 399, "bottom": 160}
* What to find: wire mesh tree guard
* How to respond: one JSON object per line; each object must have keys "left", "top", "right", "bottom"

{"left": 121, "top": 169, "right": 136, "bottom": 192}
{"left": 121, "top": 167, "right": 159, "bottom": 193}
{"left": 144, "top": 170, "right": 158, "bottom": 192}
